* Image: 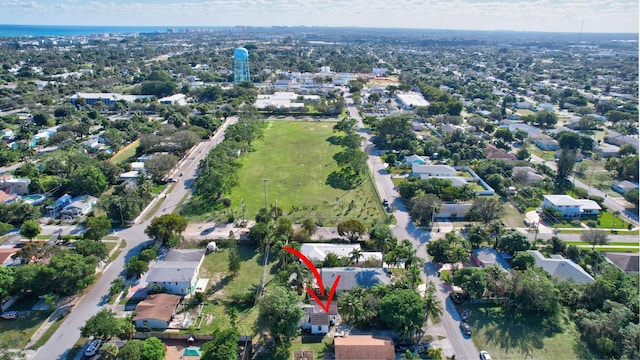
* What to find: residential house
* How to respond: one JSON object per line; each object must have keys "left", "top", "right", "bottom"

{"left": 542, "top": 195, "right": 601, "bottom": 218}
{"left": 512, "top": 167, "right": 544, "bottom": 185}
{"left": 334, "top": 335, "right": 395, "bottom": 360}
{"left": 532, "top": 136, "right": 560, "bottom": 151}
{"left": 0, "top": 128, "right": 15, "bottom": 140}
{"left": 554, "top": 149, "right": 585, "bottom": 162}
{"left": 0, "top": 247, "right": 20, "bottom": 266}
{"left": 146, "top": 249, "right": 206, "bottom": 296}
{"left": 300, "top": 303, "right": 339, "bottom": 335}
{"left": 604, "top": 131, "right": 639, "bottom": 151}
{"left": 158, "top": 94, "right": 188, "bottom": 106}
{"left": 0, "top": 190, "right": 20, "bottom": 204}
{"left": 46, "top": 193, "right": 72, "bottom": 216}
{"left": 471, "top": 248, "right": 511, "bottom": 271}
{"left": 604, "top": 253, "right": 639, "bottom": 275}
{"left": 60, "top": 195, "right": 98, "bottom": 219}
{"left": 435, "top": 203, "right": 472, "bottom": 219}
{"left": 319, "top": 268, "right": 391, "bottom": 292}
{"left": 403, "top": 154, "right": 427, "bottom": 165}
{"left": 411, "top": 164, "right": 457, "bottom": 177}
{"left": 527, "top": 250, "right": 594, "bottom": 284}
{"left": 0, "top": 175, "right": 31, "bottom": 195}
{"left": 299, "top": 243, "right": 382, "bottom": 264}
{"left": 514, "top": 100, "right": 534, "bottom": 109}
{"left": 611, "top": 180, "right": 639, "bottom": 195}
{"left": 132, "top": 293, "right": 181, "bottom": 330}
{"left": 485, "top": 144, "right": 517, "bottom": 161}
{"left": 594, "top": 143, "right": 620, "bottom": 158}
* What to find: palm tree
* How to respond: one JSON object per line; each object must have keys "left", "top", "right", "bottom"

{"left": 488, "top": 221, "right": 505, "bottom": 248}
{"left": 290, "top": 262, "right": 311, "bottom": 295}
{"left": 349, "top": 248, "right": 363, "bottom": 265}
{"left": 423, "top": 282, "right": 443, "bottom": 323}
{"left": 427, "top": 347, "right": 443, "bottom": 360}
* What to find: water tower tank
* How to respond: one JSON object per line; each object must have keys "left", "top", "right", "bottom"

{"left": 234, "top": 47, "right": 249, "bottom": 60}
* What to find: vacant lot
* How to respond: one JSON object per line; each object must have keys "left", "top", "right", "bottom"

{"left": 467, "top": 303, "right": 596, "bottom": 360}
{"left": 191, "top": 244, "right": 277, "bottom": 335}
{"left": 228, "top": 120, "right": 385, "bottom": 226}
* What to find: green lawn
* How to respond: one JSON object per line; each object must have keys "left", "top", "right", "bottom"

{"left": 110, "top": 139, "right": 140, "bottom": 165}
{"left": 0, "top": 295, "right": 53, "bottom": 349}
{"left": 595, "top": 211, "right": 630, "bottom": 229}
{"left": 193, "top": 244, "right": 278, "bottom": 335}
{"left": 289, "top": 335, "right": 333, "bottom": 359}
{"left": 225, "top": 120, "right": 385, "bottom": 226}
{"left": 468, "top": 303, "right": 596, "bottom": 360}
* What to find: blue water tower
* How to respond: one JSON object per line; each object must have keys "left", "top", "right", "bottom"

{"left": 234, "top": 47, "right": 251, "bottom": 84}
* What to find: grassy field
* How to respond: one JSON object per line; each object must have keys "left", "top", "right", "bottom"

{"left": 192, "top": 244, "right": 278, "bottom": 335}
{"left": 110, "top": 139, "right": 140, "bottom": 165}
{"left": 0, "top": 295, "right": 52, "bottom": 350}
{"left": 468, "top": 303, "right": 596, "bottom": 360}
{"left": 594, "top": 211, "right": 630, "bottom": 229}
{"left": 226, "top": 120, "right": 385, "bottom": 226}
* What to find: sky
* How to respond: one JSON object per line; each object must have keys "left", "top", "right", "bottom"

{"left": 0, "top": 0, "right": 638, "bottom": 33}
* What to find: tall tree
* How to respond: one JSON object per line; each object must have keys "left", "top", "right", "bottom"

{"left": 581, "top": 230, "right": 610, "bottom": 250}
{"left": 380, "top": 289, "right": 425, "bottom": 343}
{"left": 467, "top": 197, "right": 505, "bottom": 225}
{"left": 409, "top": 193, "right": 440, "bottom": 227}
{"left": 80, "top": 309, "right": 121, "bottom": 340}
{"left": 257, "top": 286, "right": 304, "bottom": 346}
{"left": 497, "top": 229, "right": 531, "bottom": 255}
{"left": 145, "top": 214, "right": 188, "bottom": 247}
{"left": 201, "top": 327, "right": 240, "bottom": 360}
{"left": 19, "top": 220, "right": 41, "bottom": 242}
{"left": 228, "top": 241, "right": 241, "bottom": 276}
{"left": 556, "top": 148, "right": 576, "bottom": 184}
{"left": 84, "top": 215, "right": 111, "bottom": 241}
{"left": 337, "top": 219, "right": 366, "bottom": 243}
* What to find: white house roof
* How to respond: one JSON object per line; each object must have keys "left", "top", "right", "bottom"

{"left": 528, "top": 250, "right": 594, "bottom": 284}
{"left": 396, "top": 92, "right": 430, "bottom": 107}
{"left": 575, "top": 199, "right": 602, "bottom": 212}
{"left": 411, "top": 164, "right": 457, "bottom": 176}
{"left": 300, "top": 243, "right": 361, "bottom": 262}
{"left": 147, "top": 264, "right": 198, "bottom": 283}
{"left": 543, "top": 195, "right": 581, "bottom": 207}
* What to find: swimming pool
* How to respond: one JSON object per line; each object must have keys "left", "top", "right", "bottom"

{"left": 22, "top": 194, "right": 46, "bottom": 205}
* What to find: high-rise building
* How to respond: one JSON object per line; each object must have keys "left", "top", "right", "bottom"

{"left": 233, "top": 47, "right": 251, "bottom": 84}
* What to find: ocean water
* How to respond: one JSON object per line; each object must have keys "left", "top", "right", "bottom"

{"left": 0, "top": 24, "right": 193, "bottom": 38}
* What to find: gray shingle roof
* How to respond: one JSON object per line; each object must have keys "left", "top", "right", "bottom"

{"left": 528, "top": 250, "right": 594, "bottom": 284}
{"left": 320, "top": 267, "right": 391, "bottom": 291}
{"left": 164, "top": 249, "right": 206, "bottom": 263}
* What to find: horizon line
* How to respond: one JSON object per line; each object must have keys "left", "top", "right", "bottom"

{"left": 0, "top": 23, "right": 638, "bottom": 36}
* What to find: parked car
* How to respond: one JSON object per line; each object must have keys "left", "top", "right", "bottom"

{"left": 480, "top": 350, "right": 492, "bottom": 360}
{"left": 460, "top": 322, "right": 472, "bottom": 336}
{"left": 1, "top": 311, "right": 18, "bottom": 320}
{"left": 460, "top": 309, "right": 469, "bottom": 322}
{"left": 451, "top": 293, "right": 462, "bottom": 304}
{"left": 84, "top": 339, "right": 102, "bottom": 357}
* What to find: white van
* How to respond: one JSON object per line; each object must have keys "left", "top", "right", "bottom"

{"left": 84, "top": 339, "right": 102, "bottom": 357}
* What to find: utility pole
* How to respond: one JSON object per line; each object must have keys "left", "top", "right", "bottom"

{"left": 240, "top": 198, "right": 245, "bottom": 226}
{"left": 262, "top": 179, "right": 270, "bottom": 210}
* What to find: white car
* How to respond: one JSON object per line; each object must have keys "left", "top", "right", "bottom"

{"left": 84, "top": 339, "right": 102, "bottom": 357}
{"left": 480, "top": 350, "right": 492, "bottom": 360}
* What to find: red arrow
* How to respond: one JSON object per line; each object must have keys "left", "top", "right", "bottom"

{"left": 284, "top": 246, "right": 341, "bottom": 313}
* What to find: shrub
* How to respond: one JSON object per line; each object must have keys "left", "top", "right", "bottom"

{"left": 585, "top": 220, "right": 597, "bottom": 228}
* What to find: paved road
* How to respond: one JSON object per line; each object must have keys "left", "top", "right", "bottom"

{"left": 346, "top": 92, "right": 478, "bottom": 359}
{"left": 31, "top": 117, "right": 238, "bottom": 360}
